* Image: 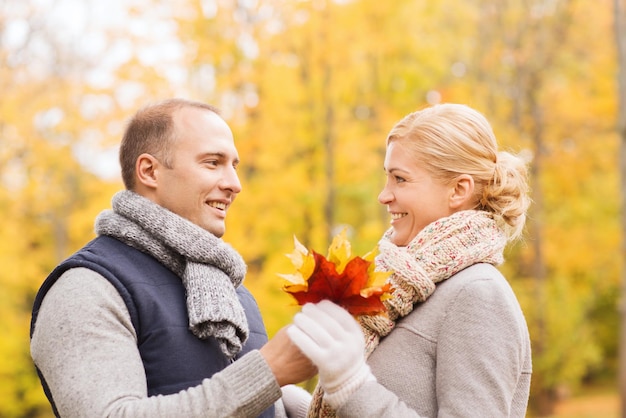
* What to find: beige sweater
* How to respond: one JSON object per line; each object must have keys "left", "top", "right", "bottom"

{"left": 30, "top": 267, "right": 308, "bottom": 417}
{"left": 336, "top": 263, "right": 532, "bottom": 417}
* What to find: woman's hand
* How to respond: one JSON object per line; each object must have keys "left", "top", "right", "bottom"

{"left": 287, "top": 300, "right": 374, "bottom": 407}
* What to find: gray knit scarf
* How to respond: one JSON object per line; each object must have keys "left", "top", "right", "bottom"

{"left": 95, "top": 190, "right": 248, "bottom": 358}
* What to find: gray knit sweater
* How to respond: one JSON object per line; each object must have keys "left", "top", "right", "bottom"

{"left": 30, "top": 267, "right": 293, "bottom": 417}
{"left": 335, "top": 263, "right": 532, "bottom": 417}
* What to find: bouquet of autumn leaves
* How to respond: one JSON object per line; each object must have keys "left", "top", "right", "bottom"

{"left": 279, "top": 230, "right": 393, "bottom": 316}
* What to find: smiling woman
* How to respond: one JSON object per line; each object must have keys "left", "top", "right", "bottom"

{"left": 381, "top": 103, "right": 529, "bottom": 244}
{"left": 287, "top": 103, "right": 533, "bottom": 418}
{"left": 379, "top": 139, "right": 456, "bottom": 246}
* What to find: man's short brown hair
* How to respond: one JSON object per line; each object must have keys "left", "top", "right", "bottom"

{"left": 119, "top": 98, "right": 220, "bottom": 190}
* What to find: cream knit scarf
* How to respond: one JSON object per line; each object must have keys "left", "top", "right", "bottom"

{"left": 308, "top": 210, "right": 508, "bottom": 417}
{"left": 95, "top": 190, "right": 248, "bottom": 359}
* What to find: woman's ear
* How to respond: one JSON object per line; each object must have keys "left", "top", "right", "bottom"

{"left": 135, "top": 153, "right": 160, "bottom": 190}
{"left": 449, "top": 174, "right": 475, "bottom": 210}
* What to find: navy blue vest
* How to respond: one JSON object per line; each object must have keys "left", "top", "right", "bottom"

{"left": 31, "top": 235, "right": 274, "bottom": 417}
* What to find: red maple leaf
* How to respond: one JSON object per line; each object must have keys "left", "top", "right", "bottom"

{"left": 280, "top": 231, "right": 392, "bottom": 316}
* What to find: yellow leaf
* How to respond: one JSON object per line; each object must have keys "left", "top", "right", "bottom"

{"left": 327, "top": 228, "right": 351, "bottom": 274}
{"left": 280, "top": 235, "right": 315, "bottom": 291}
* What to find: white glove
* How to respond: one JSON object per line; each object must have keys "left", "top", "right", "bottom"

{"left": 281, "top": 384, "right": 312, "bottom": 418}
{"left": 287, "top": 300, "right": 375, "bottom": 408}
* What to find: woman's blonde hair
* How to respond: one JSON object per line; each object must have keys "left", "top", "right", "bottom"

{"left": 386, "top": 103, "right": 531, "bottom": 241}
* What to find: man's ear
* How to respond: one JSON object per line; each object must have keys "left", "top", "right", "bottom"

{"left": 449, "top": 174, "right": 475, "bottom": 210}
{"left": 135, "top": 153, "right": 160, "bottom": 190}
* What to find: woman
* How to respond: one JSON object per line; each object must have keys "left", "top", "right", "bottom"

{"left": 288, "top": 103, "right": 532, "bottom": 417}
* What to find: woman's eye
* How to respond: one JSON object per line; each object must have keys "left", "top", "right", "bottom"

{"left": 395, "top": 176, "right": 405, "bottom": 183}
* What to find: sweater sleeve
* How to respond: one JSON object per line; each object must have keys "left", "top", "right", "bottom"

{"left": 30, "top": 267, "right": 282, "bottom": 417}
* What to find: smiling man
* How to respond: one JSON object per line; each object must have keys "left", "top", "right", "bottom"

{"left": 30, "top": 99, "right": 315, "bottom": 417}
{"left": 134, "top": 105, "right": 241, "bottom": 236}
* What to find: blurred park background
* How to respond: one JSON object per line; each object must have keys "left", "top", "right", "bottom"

{"left": 0, "top": 0, "right": 622, "bottom": 416}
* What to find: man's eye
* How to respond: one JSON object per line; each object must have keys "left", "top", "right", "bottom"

{"left": 204, "top": 160, "right": 219, "bottom": 167}
{"left": 395, "top": 176, "right": 405, "bottom": 183}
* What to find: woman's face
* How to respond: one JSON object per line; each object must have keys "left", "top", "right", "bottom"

{"left": 378, "top": 141, "right": 455, "bottom": 246}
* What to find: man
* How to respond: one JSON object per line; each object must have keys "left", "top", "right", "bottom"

{"left": 30, "top": 99, "right": 315, "bottom": 417}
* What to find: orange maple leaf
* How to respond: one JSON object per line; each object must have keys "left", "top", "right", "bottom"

{"left": 280, "top": 229, "right": 392, "bottom": 316}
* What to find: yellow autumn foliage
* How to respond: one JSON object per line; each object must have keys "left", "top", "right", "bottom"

{"left": 0, "top": 0, "right": 620, "bottom": 416}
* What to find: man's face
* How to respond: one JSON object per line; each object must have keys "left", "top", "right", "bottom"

{"left": 152, "top": 107, "right": 241, "bottom": 237}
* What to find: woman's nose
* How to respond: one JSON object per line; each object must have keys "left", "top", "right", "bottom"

{"left": 378, "top": 186, "right": 392, "bottom": 205}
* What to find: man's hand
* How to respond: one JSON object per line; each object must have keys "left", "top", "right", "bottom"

{"left": 260, "top": 326, "right": 317, "bottom": 387}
